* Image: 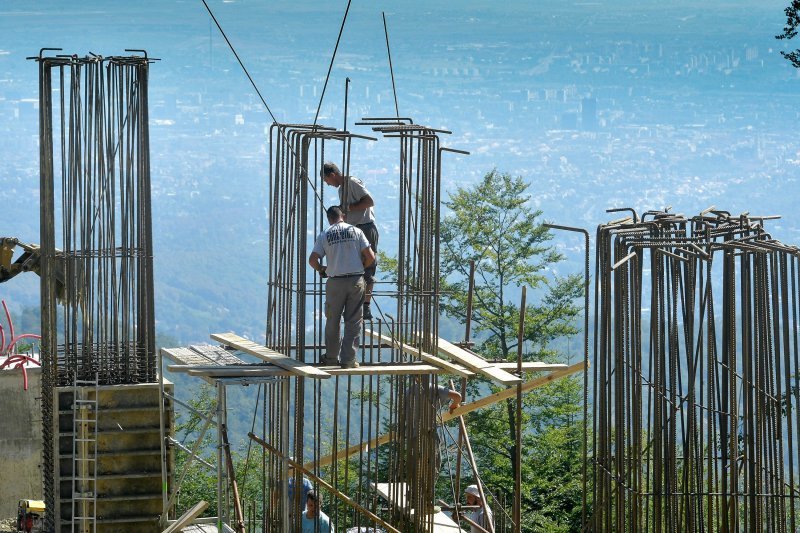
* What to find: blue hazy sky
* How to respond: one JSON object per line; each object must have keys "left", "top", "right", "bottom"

{"left": 1, "top": 0, "right": 798, "bottom": 343}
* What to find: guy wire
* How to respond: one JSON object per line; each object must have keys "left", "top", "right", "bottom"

{"left": 201, "top": 0, "right": 327, "bottom": 207}
{"left": 313, "top": 0, "right": 353, "bottom": 127}
{"left": 382, "top": 12, "right": 401, "bottom": 120}
{"left": 201, "top": 0, "right": 278, "bottom": 124}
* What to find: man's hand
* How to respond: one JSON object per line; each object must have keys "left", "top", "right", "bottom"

{"left": 448, "top": 390, "right": 462, "bottom": 414}
{"left": 318, "top": 266, "right": 328, "bottom": 278}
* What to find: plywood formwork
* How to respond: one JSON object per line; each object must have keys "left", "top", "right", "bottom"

{"left": 53, "top": 381, "right": 173, "bottom": 533}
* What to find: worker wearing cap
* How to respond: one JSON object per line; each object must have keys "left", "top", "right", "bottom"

{"left": 309, "top": 205, "right": 375, "bottom": 368}
{"left": 320, "top": 162, "right": 379, "bottom": 321}
{"left": 464, "top": 484, "right": 494, "bottom": 533}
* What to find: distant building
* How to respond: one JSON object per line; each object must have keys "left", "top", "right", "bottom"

{"left": 581, "top": 97, "right": 597, "bottom": 131}
{"left": 561, "top": 111, "right": 578, "bottom": 130}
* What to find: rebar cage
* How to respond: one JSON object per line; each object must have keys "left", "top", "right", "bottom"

{"left": 36, "top": 52, "right": 156, "bottom": 531}
{"left": 258, "top": 120, "right": 465, "bottom": 531}
{"left": 591, "top": 210, "right": 800, "bottom": 532}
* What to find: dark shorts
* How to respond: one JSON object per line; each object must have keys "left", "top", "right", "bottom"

{"left": 357, "top": 222, "right": 379, "bottom": 284}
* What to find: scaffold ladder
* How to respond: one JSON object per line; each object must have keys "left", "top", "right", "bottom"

{"left": 71, "top": 375, "right": 98, "bottom": 533}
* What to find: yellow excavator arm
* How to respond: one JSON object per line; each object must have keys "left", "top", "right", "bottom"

{"left": 0, "top": 237, "right": 41, "bottom": 284}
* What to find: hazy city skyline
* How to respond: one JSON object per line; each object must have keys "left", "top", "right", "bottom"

{"left": 1, "top": 0, "right": 798, "bottom": 343}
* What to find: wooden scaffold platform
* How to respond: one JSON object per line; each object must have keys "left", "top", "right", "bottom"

{"left": 157, "top": 120, "right": 587, "bottom": 533}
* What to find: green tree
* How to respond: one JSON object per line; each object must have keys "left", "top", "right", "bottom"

{"left": 439, "top": 170, "right": 585, "bottom": 530}
{"left": 777, "top": 1, "right": 800, "bottom": 67}
{"left": 171, "top": 385, "right": 265, "bottom": 523}
{"left": 172, "top": 386, "right": 219, "bottom": 517}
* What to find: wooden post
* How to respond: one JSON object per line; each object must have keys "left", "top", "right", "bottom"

{"left": 248, "top": 432, "right": 401, "bottom": 533}
{"left": 514, "top": 286, "right": 526, "bottom": 532}
{"left": 456, "top": 413, "right": 495, "bottom": 533}
{"left": 455, "top": 259, "right": 475, "bottom": 525}
{"left": 221, "top": 425, "right": 245, "bottom": 533}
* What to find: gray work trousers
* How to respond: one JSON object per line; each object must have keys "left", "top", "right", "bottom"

{"left": 325, "top": 275, "right": 365, "bottom": 364}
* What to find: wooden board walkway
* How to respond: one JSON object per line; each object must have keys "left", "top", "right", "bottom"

{"left": 210, "top": 332, "right": 331, "bottom": 379}
{"left": 167, "top": 360, "right": 568, "bottom": 378}
{"left": 175, "top": 363, "right": 445, "bottom": 378}
{"left": 432, "top": 337, "right": 521, "bottom": 386}
{"left": 365, "top": 330, "right": 474, "bottom": 378}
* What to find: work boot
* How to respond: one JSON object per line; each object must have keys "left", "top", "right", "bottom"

{"left": 363, "top": 303, "right": 373, "bottom": 320}
{"left": 340, "top": 360, "right": 359, "bottom": 369}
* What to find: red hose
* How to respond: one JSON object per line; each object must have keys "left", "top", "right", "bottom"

{"left": 17, "top": 361, "right": 28, "bottom": 390}
{"left": 7, "top": 333, "right": 42, "bottom": 352}
{"left": 0, "top": 300, "right": 41, "bottom": 391}
{"left": 1, "top": 300, "right": 14, "bottom": 351}
{"left": 0, "top": 354, "right": 41, "bottom": 391}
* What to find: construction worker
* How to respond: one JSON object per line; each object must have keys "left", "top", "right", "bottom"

{"left": 309, "top": 205, "right": 375, "bottom": 368}
{"left": 410, "top": 380, "right": 460, "bottom": 475}
{"left": 287, "top": 473, "right": 313, "bottom": 519}
{"left": 320, "top": 162, "right": 379, "bottom": 321}
{"left": 463, "top": 484, "right": 494, "bottom": 533}
{"left": 301, "top": 490, "right": 333, "bottom": 533}
{"left": 399, "top": 376, "right": 461, "bottom": 513}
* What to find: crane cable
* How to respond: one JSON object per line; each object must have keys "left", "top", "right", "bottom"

{"left": 200, "top": 0, "right": 355, "bottom": 208}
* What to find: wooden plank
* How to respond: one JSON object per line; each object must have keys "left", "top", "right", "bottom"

{"left": 161, "top": 345, "right": 245, "bottom": 366}
{"left": 373, "top": 482, "right": 411, "bottom": 511}
{"left": 307, "top": 361, "right": 587, "bottom": 470}
{"left": 433, "top": 337, "right": 520, "bottom": 385}
{"left": 494, "top": 362, "right": 567, "bottom": 371}
{"left": 306, "top": 432, "right": 394, "bottom": 471}
{"left": 442, "top": 360, "right": 587, "bottom": 422}
{"left": 168, "top": 361, "right": 564, "bottom": 377}
{"left": 162, "top": 500, "right": 208, "bottom": 533}
{"left": 180, "top": 526, "right": 219, "bottom": 533}
{"left": 210, "top": 332, "right": 330, "bottom": 379}
{"left": 431, "top": 511, "right": 465, "bottom": 532}
{"left": 372, "top": 483, "right": 464, "bottom": 532}
{"left": 365, "top": 330, "right": 474, "bottom": 378}
{"left": 182, "top": 363, "right": 446, "bottom": 378}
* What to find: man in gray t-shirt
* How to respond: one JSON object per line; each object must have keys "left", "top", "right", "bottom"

{"left": 309, "top": 205, "right": 375, "bottom": 368}
{"left": 321, "top": 162, "right": 379, "bottom": 321}
{"left": 397, "top": 378, "right": 461, "bottom": 515}
{"left": 404, "top": 379, "right": 462, "bottom": 473}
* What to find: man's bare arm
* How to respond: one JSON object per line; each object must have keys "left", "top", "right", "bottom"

{"left": 361, "top": 246, "right": 376, "bottom": 268}
{"left": 349, "top": 194, "right": 375, "bottom": 211}
{"left": 448, "top": 390, "right": 462, "bottom": 413}
{"left": 309, "top": 252, "right": 324, "bottom": 273}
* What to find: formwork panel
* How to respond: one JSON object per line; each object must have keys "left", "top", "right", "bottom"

{"left": 54, "top": 381, "right": 173, "bottom": 533}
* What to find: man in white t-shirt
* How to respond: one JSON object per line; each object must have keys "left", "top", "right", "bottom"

{"left": 321, "top": 162, "right": 379, "bottom": 321}
{"left": 309, "top": 205, "right": 375, "bottom": 368}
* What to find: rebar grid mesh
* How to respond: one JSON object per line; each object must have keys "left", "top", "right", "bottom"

{"left": 591, "top": 209, "right": 800, "bottom": 532}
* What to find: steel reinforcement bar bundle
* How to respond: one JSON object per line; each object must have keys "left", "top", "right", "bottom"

{"left": 258, "top": 120, "right": 458, "bottom": 532}
{"left": 590, "top": 209, "right": 800, "bottom": 532}
{"left": 34, "top": 52, "right": 156, "bottom": 531}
